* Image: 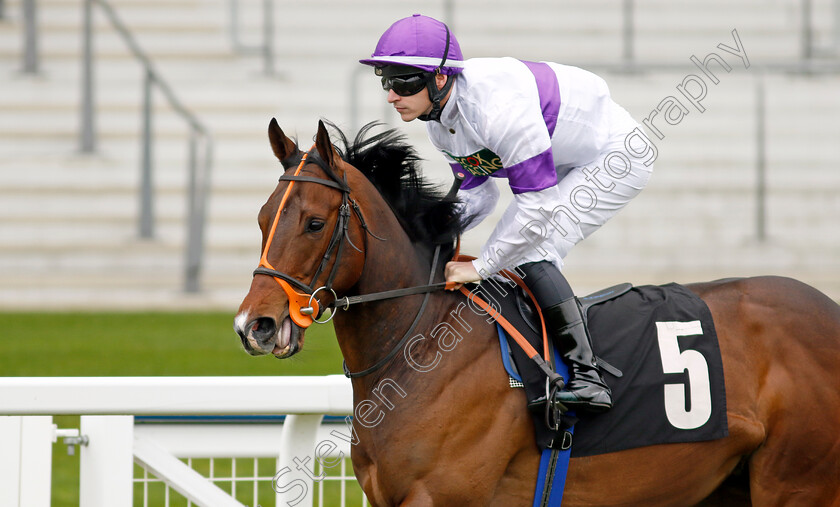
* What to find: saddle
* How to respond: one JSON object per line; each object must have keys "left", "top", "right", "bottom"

{"left": 472, "top": 279, "right": 629, "bottom": 449}
{"left": 506, "top": 282, "right": 631, "bottom": 381}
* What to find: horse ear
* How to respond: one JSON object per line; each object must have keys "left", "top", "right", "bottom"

{"left": 315, "top": 120, "right": 340, "bottom": 170}
{"left": 268, "top": 118, "right": 299, "bottom": 168}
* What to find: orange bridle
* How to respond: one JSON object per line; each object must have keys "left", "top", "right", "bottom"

{"left": 253, "top": 146, "right": 360, "bottom": 328}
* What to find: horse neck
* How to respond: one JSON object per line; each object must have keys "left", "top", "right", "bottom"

{"left": 332, "top": 181, "right": 448, "bottom": 389}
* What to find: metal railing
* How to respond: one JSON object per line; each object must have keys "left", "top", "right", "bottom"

{"left": 0, "top": 376, "right": 361, "bottom": 507}
{"left": 19, "top": 0, "right": 38, "bottom": 73}
{"left": 78, "top": 0, "right": 214, "bottom": 293}
{"left": 229, "top": 0, "right": 274, "bottom": 74}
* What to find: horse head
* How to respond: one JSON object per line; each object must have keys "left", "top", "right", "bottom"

{"left": 234, "top": 119, "right": 368, "bottom": 358}
{"left": 235, "top": 118, "right": 466, "bottom": 370}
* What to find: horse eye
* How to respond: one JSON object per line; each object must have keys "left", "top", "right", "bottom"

{"left": 306, "top": 218, "right": 325, "bottom": 233}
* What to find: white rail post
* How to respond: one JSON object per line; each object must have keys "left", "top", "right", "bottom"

{"left": 0, "top": 417, "right": 23, "bottom": 507}
{"left": 80, "top": 416, "right": 133, "bottom": 507}
{"left": 0, "top": 416, "right": 54, "bottom": 507}
{"left": 19, "top": 416, "right": 53, "bottom": 507}
{"left": 275, "top": 414, "right": 324, "bottom": 507}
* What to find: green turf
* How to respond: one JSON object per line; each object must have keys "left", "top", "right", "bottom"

{"left": 0, "top": 311, "right": 348, "bottom": 507}
{"left": 0, "top": 311, "right": 343, "bottom": 376}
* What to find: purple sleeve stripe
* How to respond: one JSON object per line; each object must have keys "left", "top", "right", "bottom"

{"left": 521, "top": 61, "right": 561, "bottom": 137}
{"left": 506, "top": 150, "right": 558, "bottom": 194}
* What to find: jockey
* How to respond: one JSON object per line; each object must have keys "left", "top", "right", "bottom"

{"left": 360, "top": 14, "right": 654, "bottom": 413}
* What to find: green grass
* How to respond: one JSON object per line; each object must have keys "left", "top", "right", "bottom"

{"left": 0, "top": 311, "right": 347, "bottom": 507}
{"left": 0, "top": 311, "right": 343, "bottom": 376}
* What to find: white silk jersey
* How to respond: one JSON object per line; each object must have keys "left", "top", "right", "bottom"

{"left": 426, "top": 57, "right": 654, "bottom": 276}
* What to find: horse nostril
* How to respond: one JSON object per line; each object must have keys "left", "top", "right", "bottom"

{"left": 250, "top": 317, "right": 277, "bottom": 342}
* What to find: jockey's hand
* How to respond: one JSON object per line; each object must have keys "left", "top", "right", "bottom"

{"left": 444, "top": 261, "right": 481, "bottom": 290}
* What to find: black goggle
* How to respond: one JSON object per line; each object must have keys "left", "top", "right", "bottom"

{"left": 381, "top": 74, "right": 428, "bottom": 97}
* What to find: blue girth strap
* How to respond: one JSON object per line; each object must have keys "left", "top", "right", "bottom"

{"left": 533, "top": 440, "right": 573, "bottom": 506}
{"left": 532, "top": 343, "right": 573, "bottom": 507}
{"left": 496, "top": 325, "right": 573, "bottom": 506}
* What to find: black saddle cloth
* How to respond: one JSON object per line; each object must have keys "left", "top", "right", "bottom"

{"left": 486, "top": 281, "right": 729, "bottom": 457}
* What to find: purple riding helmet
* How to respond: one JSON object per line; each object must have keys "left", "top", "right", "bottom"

{"left": 360, "top": 14, "right": 464, "bottom": 121}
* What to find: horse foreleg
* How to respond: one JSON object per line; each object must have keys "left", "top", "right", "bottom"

{"left": 749, "top": 442, "right": 840, "bottom": 507}
{"left": 748, "top": 426, "right": 840, "bottom": 507}
{"left": 695, "top": 466, "right": 751, "bottom": 506}
{"left": 398, "top": 486, "right": 435, "bottom": 507}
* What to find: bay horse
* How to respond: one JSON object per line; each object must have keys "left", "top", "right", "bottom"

{"left": 235, "top": 119, "right": 840, "bottom": 506}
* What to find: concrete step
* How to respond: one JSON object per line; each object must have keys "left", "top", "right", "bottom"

{"left": 4, "top": 168, "right": 834, "bottom": 218}
{"left": 0, "top": 28, "right": 230, "bottom": 56}
{"left": 0, "top": 0, "right": 813, "bottom": 69}
{"left": 2, "top": 248, "right": 837, "bottom": 310}
{"left": 0, "top": 241, "right": 257, "bottom": 273}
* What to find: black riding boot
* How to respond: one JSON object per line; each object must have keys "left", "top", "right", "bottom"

{"left": 544, "top": 297, "right": 613, "bottom": 413}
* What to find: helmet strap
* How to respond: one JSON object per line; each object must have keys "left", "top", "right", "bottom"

{"left": 418, "top": 73, "right": 454, "bottom": 122}
{"left": 436, "top": 24, "right": 451, "bottom": 73}
{"left": 419, "top": 22, "right": 455, "bottom": 122}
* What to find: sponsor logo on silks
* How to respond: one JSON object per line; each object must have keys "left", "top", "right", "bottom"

{"left": 446, "top": 148, "right": 504, "bottom": 176}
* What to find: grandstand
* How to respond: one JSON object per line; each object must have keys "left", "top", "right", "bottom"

{"left": 1, "top": 0, "right": 838, "bottom": 309}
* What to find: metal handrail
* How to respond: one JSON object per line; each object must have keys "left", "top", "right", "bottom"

{"left": 21, "top": 0, "right": 38, "bottom": 73}
{"left": 228, "top": 0, "right": 274, "bottom": 74}
{"left": 79, "top": 0, "right": 214, "bottom": 293}
{"left": 836, "top": 0, "right": 840, "bottom": 52}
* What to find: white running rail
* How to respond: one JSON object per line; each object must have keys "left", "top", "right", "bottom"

{"left": 0, "top": 376, "right": 365, "bottom": 507}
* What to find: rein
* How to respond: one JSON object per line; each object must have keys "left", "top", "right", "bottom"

{"left": 343, "top": 244, "right": 449, "bottom": 378}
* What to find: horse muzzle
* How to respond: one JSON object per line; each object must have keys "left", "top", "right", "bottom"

{"left": 233, "top": 313, "right": 303, "bottom": 359}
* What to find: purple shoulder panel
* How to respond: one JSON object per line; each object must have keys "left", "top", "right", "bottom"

{"left": 521, "top": 60, "right": 561, "bottom": 136}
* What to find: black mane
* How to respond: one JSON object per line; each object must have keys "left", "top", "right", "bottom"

{"left": 324, "top": 121, "right": 467, "bottom": 245}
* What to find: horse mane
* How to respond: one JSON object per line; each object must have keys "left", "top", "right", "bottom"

{"left": 323, "top": 121, "right": 468, "bottom": 245}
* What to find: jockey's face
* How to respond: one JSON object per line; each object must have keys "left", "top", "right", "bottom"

{"left": 386, "top": 74, "right": 448, "bottom": 122}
